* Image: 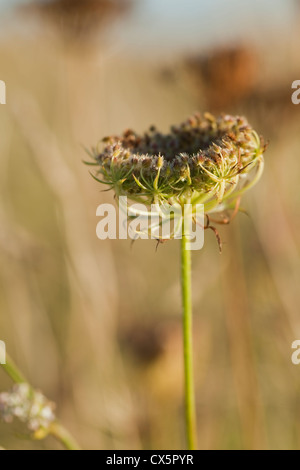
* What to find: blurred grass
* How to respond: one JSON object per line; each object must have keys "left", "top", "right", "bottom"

{"left": 1, "top": 1, "right": 300, "bottom": 450}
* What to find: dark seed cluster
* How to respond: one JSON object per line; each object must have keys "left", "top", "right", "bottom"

{"left": 87, "top": 113, "right": 265, "bottom": 210}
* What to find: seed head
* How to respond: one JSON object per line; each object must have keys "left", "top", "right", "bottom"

{"left": 87, "top": 113, "right": 266, "bottom": 212}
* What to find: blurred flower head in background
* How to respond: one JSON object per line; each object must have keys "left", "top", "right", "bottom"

{"left": 19, "top": 0, "right": 132, "bottom": 41}
{"left": 187, "top": 46, "right": 259, "bottom": 111}
{"left": 0, "top": 384, "right": 56, "bottom": 439}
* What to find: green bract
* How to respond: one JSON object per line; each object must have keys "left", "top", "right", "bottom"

{"left": 87, "top": 113, "right": 265, "bottom": 213}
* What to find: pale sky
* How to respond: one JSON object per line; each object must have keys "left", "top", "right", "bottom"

{"left": 0, "top": 0, "right": 296, "bottom": 55}
{"left": 110, "top": 0, "right": 296, "bottom": 54}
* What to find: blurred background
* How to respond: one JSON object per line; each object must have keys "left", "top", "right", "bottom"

{"left": 0, "top": 0, "right": 300, "bottom": 450}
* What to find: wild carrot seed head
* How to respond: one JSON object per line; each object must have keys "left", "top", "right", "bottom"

{"left": 88, "top": 113, "right": 266, "bottom": 212}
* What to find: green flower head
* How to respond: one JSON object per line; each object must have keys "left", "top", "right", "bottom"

{"left": 87, "top": 113, "right": 265, "bottom": 214}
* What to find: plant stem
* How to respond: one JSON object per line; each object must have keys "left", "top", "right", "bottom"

{"left": 181, "top": 233, "right": 197, "bottom": 450}
{"left": 1, "top": 353, "right": 81, "bottom": 451}
{"left": 49, "top": 422, "right": 81, "bottom": 451}
{"left": 2, "top": 353, "right": 27, "bottom": 385}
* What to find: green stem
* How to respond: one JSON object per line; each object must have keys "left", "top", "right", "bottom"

{"left": 1, "top": 353, "right": 81, "bottom": 451}
{"left": 49, "top": 423, "right": 81, "bottom": 451}
{"left": 181, "top": 233, "right": 197, "bottom": 450}
{"left": 2, "top": 353, "right": 27, "bottom": 385}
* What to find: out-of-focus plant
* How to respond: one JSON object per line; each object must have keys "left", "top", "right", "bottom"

{"left": 19, "top": 0, "right": 132, "bottom": 42}
{"left": 0, "top": 354, "right": 81, "bottom": 450}
{"left": 87, "top": 113, "right": 266, "bottom": 450}
{"left": 187, "top": 48, "right": 258, "bottom": 111}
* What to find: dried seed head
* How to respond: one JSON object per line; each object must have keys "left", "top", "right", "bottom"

{"left": 87, "top": 113, "right": 265, "bottom": 211}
